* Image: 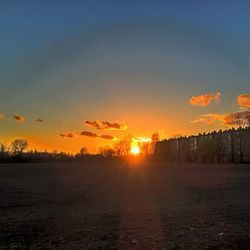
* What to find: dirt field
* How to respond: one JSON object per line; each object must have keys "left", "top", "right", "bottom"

{"left": 0, "top": 161, "right": 250, "bottom": 249}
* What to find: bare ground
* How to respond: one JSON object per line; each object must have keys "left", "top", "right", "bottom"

{"left": 0, "top": 161, "right": 250, "bottom": 249}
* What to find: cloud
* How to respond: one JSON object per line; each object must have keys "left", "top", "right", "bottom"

{"left": 80, "top": 131, "right": 116, "bottom": 140}
{"left": 223, "top": 110, "right": 250, "bottom": 127}
{"left": 85, "top": 120, "right": 127, "bottom": 130}
{"left": 191, "top": 113, "right": 225, "bottom": 125}
{"left": 59, "top": 132, "right": 74, "bottom": 138}
{"left": 0, "top": 113, "right": 4, "bottom": 121}
{"left": 191, "top": 110, "right": 250, "bottom": 127}
{"left": 237, "top": 94, "right": 250, "bottom": 108}
{"left": 35, "top": 118, "right": 43, "bottom": 122}
{"left": 80, "top": 131, "right": 98, "bottom": 138}
{"left": 132, "top": 137, "right": 152, "bottom": 143}
{"left": 100, "top": 134, "right": 117, "bottom": 140}
{"left": 85, "top": 120, "right": 100, "bottom": 129}
{"left": 14, "top": 113, "right": 25, "bottom": 122}
{"left": 189, "top": 92, "right": 221, "bottom": 107}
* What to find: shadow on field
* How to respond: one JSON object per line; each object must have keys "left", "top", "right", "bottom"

{"left": 0, "top": 161, "right": 250, "bottom": 249}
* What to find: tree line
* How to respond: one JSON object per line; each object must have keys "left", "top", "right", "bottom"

{"left": 155, "top": 127, "right": 250, "bottom": 163}
{"left": 0, "top": 133, "right": 159, "bottom": 163}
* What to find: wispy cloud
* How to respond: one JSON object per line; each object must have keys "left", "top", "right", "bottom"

{"left": 223, "top": 110, "right": 250, "bottom": 127}
{"left": 189, "top": 92, "right": 221, "bottom": 107}
{"left": 59, "top": 132, "right": 74, "bottom": 138}
{"left": 132, "top": 137, "right": 152, "bottom": 143}
{"left": 0, "top": 113, "right": 4, "bottom": 121}
{"left": 85, "top": 120, "right": 127, "bottom": 130}
{"left": 191, "top": 110, "right": 250, "bottom": 127}
{"left": 237, "top": 93, "right": 250, "bottom": 108}
{"left": 35, "top": 118, "right": 43, "bottom": 122}
{"left": 191, "top": 113, "right": 225, "bottom": 125}
{"left": 14, "top": 113, "right": 25, "bottom": 122}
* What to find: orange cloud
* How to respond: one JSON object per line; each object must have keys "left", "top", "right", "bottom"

{"left": 191, "top": 110, "right": 250, "bottom": 127}
{"left": 59, "top": 132, "right": 74, "bottom": 138}
{"left": 223, "top": 110, "right": 250, "bottom": 127}
{"left": 237, "top": 94, "right": 250, "bottom": 108}
{"left": 0, "top": 113, "right": 4, "bottom": 121}
{"left": 14, "top": 113, "right": 25, "bottom": 122}
{"left": 189, "top": 92, "right": 221, "bottom": 107}
{"left": 99, "top": 134, "right": 117, "bottom": 140}
{"left": 85, "top": 120, "right": 127, "bottom": 130}
{"left": 191, "top": 113, "right": 225, "bottom": 125}
{"left": 80, "top": 131, "right": 98, "bottom": 138}
{"left": 80, "top": 131, "right": 116, "bottom": 140}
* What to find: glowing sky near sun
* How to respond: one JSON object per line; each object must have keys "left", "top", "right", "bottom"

{"left": 0, "top": 1, "right": 249, "bottom": 153}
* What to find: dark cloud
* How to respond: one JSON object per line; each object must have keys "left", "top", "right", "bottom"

{"left": 67, "top": 132, "right": 74, "bottom": 138}
{"left": 59, "top": 132, "right": 74, "bottom": 138}
{"left": 85, "top": 120, "right": 100, "bottom": 129}
{"left": 80, "top": 131, "right": 98, "bottom": 138}
{"left": 81, "top": 131, "right": 116, "bottom": 140}
{"left": 85, "top": 120, "right": 127, "bottom": 130}
{"left": 189, "top": 92, "right": 221, "bottom": 107}
{"left": 14, "top": 113, "right": 25, "bottom": 122}
{"left": 35, "top": 118, "right": 43, "bottom": 122}
{"left": 100, "top": 134, "right": 116, "bottom": 140}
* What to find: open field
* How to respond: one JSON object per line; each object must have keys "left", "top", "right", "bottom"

{"left": 0, "top": 161, "right": 250, "bottom": 249}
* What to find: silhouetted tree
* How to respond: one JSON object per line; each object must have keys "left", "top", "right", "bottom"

{"left": 99, "top": 146, "right": 115, "bottom": 158}
{"left": 225, "top": 110, "right": 250, "bottom": 128}
{"left": 113, "top": 136, "right": 131, "bottom": 157}
{"left": 156, "top": 127, "right": 250, "bottom": 163}
{"left": 0, "top": 143, "right": 5, "bottom": 154}
{"left": 151, "top": 132, "right": 160, "bottom": 154}
{"left": 10, "top": 139, "right": 28, "bottom": 155}
{"left": 79, "top": 147, "right": 88, "bottom": 155}
{"left": 0, "top": 143, "right": 7, "bottom": 161}
{"left": 140, "top": 142, "right": 151, "bottom": 157}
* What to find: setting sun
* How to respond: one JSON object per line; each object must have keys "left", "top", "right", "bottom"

{"left": 130, "top": 145, "right": 140, "bottom": 155}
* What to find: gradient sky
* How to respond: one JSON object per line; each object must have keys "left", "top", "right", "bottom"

{"left": 0, "top": 0, "right": 249, "bottom": 153}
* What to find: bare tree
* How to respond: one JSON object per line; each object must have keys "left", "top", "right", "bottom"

{"left": 79, "top": 147, "right": 88, "bottom": 155}
{"left": 151, "top": 132, "right": 160, "bottom": 154}
{"left": 225, "top": 110, "right": 250, "bottom": 128}
{"left": 0, "top": 143, "right": 6, "bottom": 159}
{"left": 113, "top": 135, "right": 131, "bottom": 157}
{"left": 10, "top": 139, "right": 28, "bottom": 155}
{"left": 140, "top": 142, "right": 151, "bottom": 157}
{"left": 0, "top": 143, "right": 5, "bottom": 153}
{"left": 99, "top": 146, "right": 115, "bottom": 158}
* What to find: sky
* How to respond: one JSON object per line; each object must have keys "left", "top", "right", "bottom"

{"left": 0, "top": 0, "right": 250, "bottom": 153}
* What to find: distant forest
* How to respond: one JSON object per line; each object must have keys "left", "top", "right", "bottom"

{"left": 0, "top": 141, "right": 101, "bottom": 163}
{"left": 1, "top": 127, "right": 250, "bottom": 163}
{"left": 0, "top": 135, "right": 158, "bottom": 163}
{"left": 156, "top": 127, "right": 250, "bottom": 163}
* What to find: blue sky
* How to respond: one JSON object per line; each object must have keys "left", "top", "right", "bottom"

{"left": 1, "top": 1, "right": 250, "bottom": 58}
{"left": 0, "top": 1, "right": 249, "bottom": 152}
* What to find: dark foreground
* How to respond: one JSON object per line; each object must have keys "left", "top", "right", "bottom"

{"left": 0, "top": 162, "right": 250, "bottom": 249}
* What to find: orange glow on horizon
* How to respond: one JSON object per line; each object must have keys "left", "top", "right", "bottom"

{"left": 130, "top": 144, "right": 140, "bottom": 155}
